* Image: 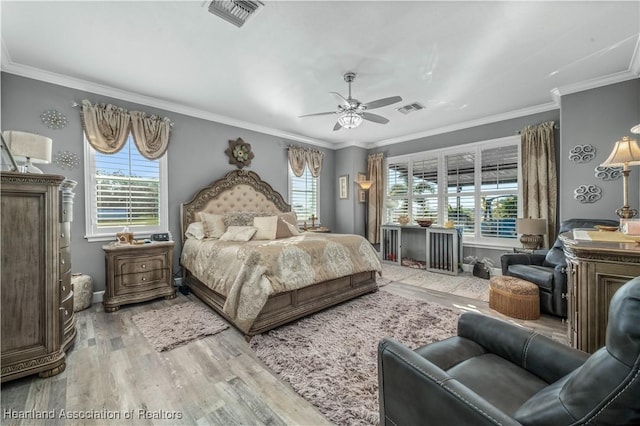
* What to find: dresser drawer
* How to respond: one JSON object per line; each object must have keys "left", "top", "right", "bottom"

{"left": 60, "top": 294, "right": 74, "bottom": 324}
{"left": 115, "top": 254, "right": 165, "bottom": 276}
{"left": 59, "top": 246, "right": 71, "bottom": 274}
{"left": 60, "top": 201, "right": 73, "bottom": 223}
{"left": 59, "top": 222, "right": 70, "bottom": 249}
{"left": 60, "top": 271, "right": 72, "bottom": 299}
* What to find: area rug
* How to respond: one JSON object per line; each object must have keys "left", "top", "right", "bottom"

{"left": 132, "top": 302, "right": 229, "bottom": 352}
{"left": 381, "top": 263, "right": 490, "bottom": 301}
{"left": 249, "top": 290, "right": 460, "bottom": 425}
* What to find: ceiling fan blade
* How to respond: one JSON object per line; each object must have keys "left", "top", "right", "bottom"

{"left": 333, "top": 121, "right": 343, "bottom": 131}
{"left": 299, "top": 111, "right": 336, "bottom": 118}
{"left": 362, "top": 112, "right": 390, "bottom": 124}
{"left": 363, "top": 96, "right": 403, "bottom": 110}
{"left": 330, "top": 92, "right": 350, "bottom": 107}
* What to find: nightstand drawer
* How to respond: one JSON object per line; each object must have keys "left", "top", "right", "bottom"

{"left": 115, "top": 255, "right": 165, "bottom": 276}
{"left": 60, "top": 271, "right": 71, "bottom": 299}
{"left": 59, "top": 222, "right": 70, "bottom": 248}
{"left": 119, "top": 269, "right": 168, "bottom": 290}
{"left": 60, "top": 246, "right": 71, "bottom": 274}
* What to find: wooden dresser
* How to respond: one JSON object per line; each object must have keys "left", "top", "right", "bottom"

{"left": 560, "top": 229, "right": 640, "bottom": 354}
{"left": 1, "top": 172, "right": 77, "bottom": 382}
{"left": 102, "top": 241, "right": 176, "bottom": 312}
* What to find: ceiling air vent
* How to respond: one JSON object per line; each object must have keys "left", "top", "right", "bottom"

{"left": 396, "top": 102, "right": 425, "bottom": 115}
{"left": 207, "top": 0, "right": 264, "bottom": 28}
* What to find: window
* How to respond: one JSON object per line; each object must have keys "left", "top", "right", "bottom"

{"left": 385, "top": 135, "right": 520, "bottom": 246}
{"left": 289, "top": 166, "right": 319, "bottom": 223}
{"left": 84, "top": 134, "right": 168, "bottom": 241}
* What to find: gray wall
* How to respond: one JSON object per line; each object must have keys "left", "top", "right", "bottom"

{"left": 560, "top": 79, "right": 640, "bottom": 220}
{"left": 0, "top": 72, "right": 336, "bottom": 293}
{"left": 334, "top": 145, "right": 368, "bottom": 236}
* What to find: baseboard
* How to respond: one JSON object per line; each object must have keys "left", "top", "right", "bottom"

{"left": 175, "top": 277, "right": 183, "bottom": 286}
{"left": 461, "top": 264, "right": 502, "bottom": 276}
{"left": 92, "top": 290, "right": 104, "bottom": 304}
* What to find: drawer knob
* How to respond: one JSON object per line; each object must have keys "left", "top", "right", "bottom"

{"left": 62, "top": 285, "right": 66, "bottom": 292}
{"left": 141, "top": 264, "right": 147, "bottom": 269}
{"left": 61, "top": 233, "right": 65, "bottom": 238}
{"left": 61, "top": 259, "right": 65, "bottom": 265}
{"left": 63, "top": 210, "right": 67, "bottom": 215}
{"left": 142, "top": 277, "right": 147, "bottom": 281}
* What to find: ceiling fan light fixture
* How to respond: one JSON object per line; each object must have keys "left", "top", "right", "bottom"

{"left": 338, "top": 111, "right": 363, "bottom": 129}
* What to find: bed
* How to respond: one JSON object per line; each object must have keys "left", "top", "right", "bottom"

{"left": 180, "top": 169, "right": 380, "bottom": 337}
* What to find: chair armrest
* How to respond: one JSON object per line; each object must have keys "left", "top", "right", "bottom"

{"left": 500, "top": 253, "right": 547, "bottom": 275}
{"left": 457, "top": 313, "right": 588, "bottom": 383}
{"left": 378, "top": 338, "right": 522, "bottom": 426}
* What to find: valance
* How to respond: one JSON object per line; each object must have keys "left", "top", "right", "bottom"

{"left": 80, "top": 100, "right": 172, "bottom": 159}
{"left": 287, "top": 145, "right": 325, "bottom": 177}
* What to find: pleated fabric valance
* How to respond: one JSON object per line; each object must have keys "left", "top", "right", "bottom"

{"left": 287, "top": 145, "right": 325, "bottom": 177}
{"left": 80, "top": 100, "right": 171, "bottom": 159}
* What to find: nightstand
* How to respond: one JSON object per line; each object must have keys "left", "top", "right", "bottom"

{"left": 102, "top": 241, "right": 176, "bottom": 312}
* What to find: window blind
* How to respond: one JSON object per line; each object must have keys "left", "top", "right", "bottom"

{"left": 290, "top": 167, "right": 318, "bottom": 221}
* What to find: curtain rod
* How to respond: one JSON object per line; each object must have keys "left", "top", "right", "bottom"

{"left": 71, "top": 102, "right": 175, "bottom": 127}
{"left": 516, "top": 124, "right": 559, "bottom": 134}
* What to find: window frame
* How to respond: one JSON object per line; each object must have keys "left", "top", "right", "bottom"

{"left": 385, "top": 135, "right": 521, "bottom": 248}
{"left": 288, "top": 166, "right": 320, "bottom": 225}
{"left": 83, "top": 134, "right": 169, "bottom": 242}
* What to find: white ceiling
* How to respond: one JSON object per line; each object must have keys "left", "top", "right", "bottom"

{"left": 2, "top": 1, "right": 639, "bottom": 149}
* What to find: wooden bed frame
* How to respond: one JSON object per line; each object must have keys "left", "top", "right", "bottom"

{"left": 180, "top": 169, "right": 378, "bottom": 337}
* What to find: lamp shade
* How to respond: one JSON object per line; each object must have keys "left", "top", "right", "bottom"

{"left": 338, "top": 112, "right": 363, "bottom": 129}
{"left": 516, "top": 218, "right": 547, "bottom": 235}
{"left": 601, "top": 136, "right": 640, "bottom": 167}
{"left": 355, "top": 179, "right": 374, "bottom": 190}
{"left": 631, "top": 124, "right": 640, "bottom": 134}
{"left": 2, "top": 130, "right": 52, "bottom": 164}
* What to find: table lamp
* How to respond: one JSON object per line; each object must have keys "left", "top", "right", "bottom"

{"left": 516, "top": 218, "right": 547, "bottom": 250}
{"left": 2, "top": 130, "right": 52, "bottom": 173}
{"left": 601, "top": 136, "right": 640, "bottom": 219}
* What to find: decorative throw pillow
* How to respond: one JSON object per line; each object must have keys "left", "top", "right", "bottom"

{"left": 276, "top": 212, "right": 300, "bottom": 238}
{"left": 253, "top": 216, "right": 278, "bottom": 240}
{"left": 224, "top": 212, "right": 259, "bottom": 227}
{"left": 199, "top": 212, "right": 226, "bottom": 239}
{"left": 185, "top": 221, "right": 206, "bottom": 240}
{"left": 220, "top": 226, "right": 258, "bottom": 242}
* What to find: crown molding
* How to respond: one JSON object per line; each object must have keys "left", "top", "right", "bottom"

{"left": 630, "top": 34, "right": 640, "bottom": 76}
{"left": 0, "top": 60, "right": 335, "bottom": 150}
{"left": 550, "top": 69, "right": 639, "bottom": 99}
{"left": 368, "top": 102, "right": 558, "bottom": 149}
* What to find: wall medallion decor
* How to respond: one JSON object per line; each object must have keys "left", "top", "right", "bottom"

{"left": 573, "top": 184, "right": 602, "bottom": 203}
{"left": 225, "top": 138, "right": 254, "bottom": 169}
{"left": 568, "top": 144, "right": 596, "bottom": 163}
{"left": 53, "top": 150, "right": 80, "bottom": 170}
{"left": 594, "top": 165, "right": 623, "bottom": 181}
{"left": 41, "top": 109, "right": 68, "bottom": 130}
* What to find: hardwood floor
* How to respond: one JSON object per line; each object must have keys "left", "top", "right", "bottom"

{"left": 1, "top": 281, "right": 566, "bottom": 425}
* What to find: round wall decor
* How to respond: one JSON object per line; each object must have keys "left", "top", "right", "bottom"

{"left": 41, "top": 109, "right": 68, "bottom": 129}
{"left": 594, "top": 165, "right": 623, "bottom": 181}
{"left": 574, "top": 184, "right": 602, "bottom": 203}
{"left": 568, "top": 144, "right": 596, "bottom": 163}
{"left": 225, "top": 138, "right": 254, "bottom": 169}
{"left": 53, "top": 150, "right": 80, "bottom": 170}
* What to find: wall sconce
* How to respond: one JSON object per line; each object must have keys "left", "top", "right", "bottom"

{"left": 355, "top": 179, "right": 374, "bottom": 190}
{"left": 516, "top": 218, "right": 547, "bottom": 250}
{"left": 601, "top": 136, "right": 640, "bottom": 219}
{"left": 2, "top": 130, "right": 52, "bottom": 173}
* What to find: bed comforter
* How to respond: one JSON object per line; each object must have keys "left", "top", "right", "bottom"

{"left": 181, "top": 232, "right": 381, "bottom": 331}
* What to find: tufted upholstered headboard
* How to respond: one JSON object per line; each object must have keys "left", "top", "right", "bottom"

{"left": 180, "top": 170, "right": 291, "bottom": 243}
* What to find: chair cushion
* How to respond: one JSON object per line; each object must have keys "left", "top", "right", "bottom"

{"left": 446, "top": 353, "right": 548, "bottom": 416}
{"left": 507, "top": 264, "right": 554, "bottom": 291}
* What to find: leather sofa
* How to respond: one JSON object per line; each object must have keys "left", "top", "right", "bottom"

{"left": 500, "top": 218, "right": 619, "bottom": 317}
{"left": 377, "top": 276, "right": 640, "bottom": 426}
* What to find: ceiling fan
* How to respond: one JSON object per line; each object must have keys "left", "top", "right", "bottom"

{"left": 299, "top": 72, "right": 402, "bottom": 131}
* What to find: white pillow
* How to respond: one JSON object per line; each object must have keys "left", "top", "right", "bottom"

{"left": 220, "top": 226, "right": 258, "bottom": 242}
{"left": 185, "top": 221, "right": 206, "bottom": 240}
{"left": 199, "top": 212, "right": 226, "bottom": 239}
{"left": 253, "top": 216, "right": 278, "bottom": 240}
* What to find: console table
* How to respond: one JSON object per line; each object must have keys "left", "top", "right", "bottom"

{"left": 560, "top": 230, "right": 640, "bottom": 353}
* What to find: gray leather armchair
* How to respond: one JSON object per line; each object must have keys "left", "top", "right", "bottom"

{"left": 378, "top": 276, "right": 640, "bottom": 425}
{"left": 501, "top": 218, "right": 619, "bottom": 317}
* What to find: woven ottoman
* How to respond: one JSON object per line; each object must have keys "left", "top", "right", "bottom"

{"left": 489, "top": 276, "right": 540, "bottom": 320}
{"left": 72, "top": 273, "right": 93, "bottom": 312}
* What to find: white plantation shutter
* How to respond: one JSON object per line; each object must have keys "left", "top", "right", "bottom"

{"left": 412, "top": 157, "right": 438, "bottom": 223}
{"left": 386, "top": 161, "right": 409, "bottom": 223}
{"left": 85, "top": 134, "right": 168, "bottom": 241}
{"left": 446, "top": 152, "right": 475, "bottom": 235}
{"left": 289, "top": 166, "right": 318, "bottom": 222}
{"left": 480, "top": 145, "right": 518, "bottom": 239}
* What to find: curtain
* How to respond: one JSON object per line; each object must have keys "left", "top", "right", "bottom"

{"left": 288, "top": 146, "right": 307, "bottom": 177}
{"left": 367, "top": 153, "right": 384, "bottom": 244}
{"left": 81, "top": 100, "right": 131, "bottom": 154}
{"left": 305, "top": 149, "right": 325, "bottom": 177}
{"left": 130, "top": 111, "right": 171, "bottom": 159}
{"left": 521, "top": 121, "right": 557, "bottom": 246}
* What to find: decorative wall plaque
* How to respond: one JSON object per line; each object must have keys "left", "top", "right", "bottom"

{"left": 574, "top": 184, "right": 602, "bottom": 203}
{"left": 53, "top": 150, "right": 80, "bottom": 170}
{"left": 594, "top": 165, "right": 623, "bottom": 181}
{"left": 568, "top": 144, "right": 596, "bottom": 163}
{"left": 224, "top": 138, "right": 254, "bottom": 169}
{"left": 41, "top": 109, "right": 68, "bottom": 130}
